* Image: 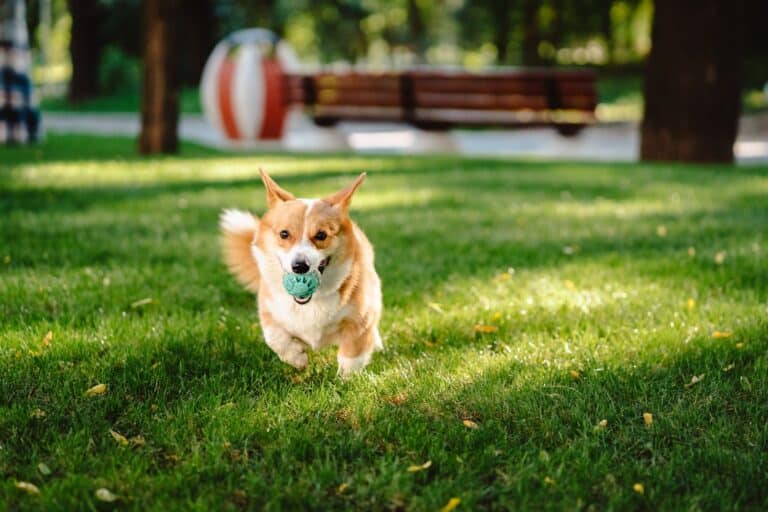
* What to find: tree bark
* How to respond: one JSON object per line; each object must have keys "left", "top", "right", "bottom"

{"left": 521, "top": 0, "right": 541, "bottom": 66}
{"left": 640, "top": 0, "right": 744, "bottom": 163}
{"left": 492, "top": 1, "right": 511, "bottom": 64}
{"left": 180, "top": 0, "right": 215, "bottom": 86}
{"left": 139, "top": 0, "right": 180, "bottom": 154}
{"left": 67, "top": 0, "right": 103, "bottom": 103}
{"left": 407, "top": 0, "right": 427, "bottom": 62}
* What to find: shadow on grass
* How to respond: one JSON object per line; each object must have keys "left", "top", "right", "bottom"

{"left": 2, "top": 311, "right": 764, "bottom": 509}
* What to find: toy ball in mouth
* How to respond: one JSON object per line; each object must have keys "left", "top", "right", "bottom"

{"left": 282, "top": 272, "right": 319, "bottom": 304}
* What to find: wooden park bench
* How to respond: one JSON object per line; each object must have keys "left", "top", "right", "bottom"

{"left": 284, "top": 69, "right": 597, "bottom": 136}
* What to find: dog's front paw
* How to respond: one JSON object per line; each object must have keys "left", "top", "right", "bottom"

{"left": 282, "top": 350, "right": 308, "bottom": 370}
{"left": 337, "top": 352, "right": 372, "bottom": 378}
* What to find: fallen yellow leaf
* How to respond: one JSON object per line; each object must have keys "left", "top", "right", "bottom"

{"left": 384, "top": 393, "right": 408, "bottom": 406}
{"left": 594, "top": 419, "right": 608, "bottom": 432}
{"left": 440, "top": 497, "right": 461, "bottom": 512}
{"left": 462, "top": 419, "right": 478, "bottom": 429}
{"left": 41, "top": 331, "right": 52, "bottom": 349}
{"left": 85, "top": 383, "right": 107, "bottom": 397}
{"left": 712, "top": 331, "right": 732, "bottom": 339}
{"left": 37, "top": 463, "right": 52, "bottom": 476}
{"left": 427, "top": 302, "right": 445, "bottom": 314}
{"left": 723, "top": 363, "right": 735, "bottom": 372}
{"left": 337, "top": 482, "right": 349, "bottom": 494}
{"left": 633, "top": 483, "right": 645, "bottom": 494}
{"left": 109, "top": 429, "right": 129, "bottom": 446}
{"left": 544, "top": 476, "right": 556, "bottom": 486}
{"left": 95, "top": 488, "right": 118, "bottom": 502}
{"left": 570, "top": 370, "right": 581, "bottom": 380}
{"left": 684, "top": 374, "right": 705, "bottom": 388}
{"left": 130, "top": 435, "right": 146, "bottom": 447}
{"left": 15, "top": 481, "right": 40, "bottom": 495}
{"left": 130, "top": 297, "right": 153, "bottom": 309}
{"left": 735, "top": 342, "right": 744, "bottom": 349}
{"left": 407, "top": 460, "right": 432, "bottom": 473}
{"left": 643, "top": 412, "right": 653, "bottom": 426}
{"left": 714, "top": 251, "right": 726, "bottom": 264}
{"left": 473, "top": 324, "right": 498, "bottom": 333}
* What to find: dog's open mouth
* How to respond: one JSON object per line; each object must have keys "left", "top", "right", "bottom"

{"left": 294, "top": 295, "right": 312, "bottom": 305}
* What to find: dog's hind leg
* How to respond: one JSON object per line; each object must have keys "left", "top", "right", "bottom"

{"left": 336, "top": 322, "right": 378, "bottom": 377}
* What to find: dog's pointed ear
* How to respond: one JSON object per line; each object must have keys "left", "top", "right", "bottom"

{"left": 260, "top": 168, "right": 295, "bottom": 208}
{"left": 324, "top": 172, "right": 366, "bottom": 213}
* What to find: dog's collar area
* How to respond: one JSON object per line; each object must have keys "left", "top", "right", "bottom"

{"left": 318, "top": 256, "right": 331, "bottom": 274}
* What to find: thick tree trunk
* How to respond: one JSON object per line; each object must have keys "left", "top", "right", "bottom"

{"left": 139, "top": 0, "right": 180, "bottom": 154}
{"left": 492, "top": 1, "right": 511, "bottom": 64}
{"left": 180, "top": 0, "right": 215, "bottom": 86}
{"left": 521, "top": 0, "right": 541, "bottom": 66}
{"left": 640, "top": 0, "right": 744, "bottom": 163}
{"left": 67, "top": 0, "right": 103, "bottom": 103}
{"left": 407, "top": 0, "right": 427, "bottom": 62}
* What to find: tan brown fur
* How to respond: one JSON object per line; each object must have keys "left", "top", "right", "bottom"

{"left": 220, "top": 210, "right": 261, "bottom": 294}
{"left": 220, "top": 169, "right": 382, "bottom": 375}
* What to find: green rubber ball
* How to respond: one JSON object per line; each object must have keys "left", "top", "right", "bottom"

{"left": 282, "top": 272, "right": 319, "bottom": 298}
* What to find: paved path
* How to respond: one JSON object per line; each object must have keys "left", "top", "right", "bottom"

{"left": 43, "top": 111, "right": 768, "bottom": 164}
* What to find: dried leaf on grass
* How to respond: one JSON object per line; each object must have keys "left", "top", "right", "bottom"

{"left": 684, "top": 374, "right": 705, "bottom": 388}
{"left": 15, "top": 481, "right": 40, "bottom": 495}
{"left": 130, "top": 297, "right": 153, "bottom": 309}
{"left": 473, "top": 324, "right": 498, "bottom": 333}
{"left": 95, "top": 488, "right": 118, "bottom": 502}
{"left": 440, "top": 497, "right": 461, "bottom": 512}
{"left": 407, "top": 460, "right": 432, "bottom": 473}
{"left": 41, "top": 331, "right": 53, "bottom": 349}
{"left": 109, "top": 429, "right": 129, "bottom": 446}
{"left": 85, "top": 383, "right": 107, "bottom": 397}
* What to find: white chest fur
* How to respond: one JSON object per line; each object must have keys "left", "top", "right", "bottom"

{"left": 254, "top": 244, "right": 354, "bottom": 350}
{"left": 266, "top": 291, "right": 352, "bottom": 349}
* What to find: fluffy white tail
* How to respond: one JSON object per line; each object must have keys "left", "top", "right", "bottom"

{"left": 219, "top": 209, "right": 260, "bottom": 293}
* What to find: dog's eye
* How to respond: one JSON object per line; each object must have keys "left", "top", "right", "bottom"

{"left": 279, "top": 230, "right": 290, "bottom": 239}
{"left": 314, "top": 231, "right": 327, "bottom": 241}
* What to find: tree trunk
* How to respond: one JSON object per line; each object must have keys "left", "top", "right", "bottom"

{"left": 180, "top": 0, "right": 215, "bottom": 86}
{"left": 407, "top": 0, "right": 427, "bottom": 62}
{"left": 640, "top": 0, "right": 744, "bottom": 163}
{"left": 67, "top": 0, "right": 103, "bottom": 103}
{"left": 139, "top": 0, "right": 180, "bottom": 154}
{"left": 521, "top": 0, "right": 541, "bottom": 66}
{"left": 492, "top": 1, "right": 511, "bottom": 64}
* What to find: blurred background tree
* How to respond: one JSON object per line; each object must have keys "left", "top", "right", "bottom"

{"left": 23, "top": 0, "right": 768, "bottom": 157}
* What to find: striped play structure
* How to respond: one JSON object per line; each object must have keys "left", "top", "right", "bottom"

{"left": 200, "top": 29, "right": 298, "bottom": 142}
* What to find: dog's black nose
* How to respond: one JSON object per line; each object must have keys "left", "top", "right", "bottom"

{"left": 291, "top": 260, "right": 310, "bottom": 274}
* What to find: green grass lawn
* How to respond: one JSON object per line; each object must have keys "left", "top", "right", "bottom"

{"left": 1, "top": 135, "right": 767, "bottom": 510}
{"left": 40, "top": 87, "right": 203, "bottom": 115}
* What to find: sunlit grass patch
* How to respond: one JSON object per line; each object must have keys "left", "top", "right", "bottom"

{"left": 1, "top": 134, "right": 766, "bottom": 510}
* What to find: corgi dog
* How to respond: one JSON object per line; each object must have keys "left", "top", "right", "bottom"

{"left": 219, "top": 169, "right": 383, "bottom": 376}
